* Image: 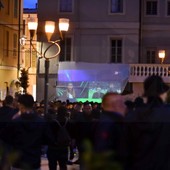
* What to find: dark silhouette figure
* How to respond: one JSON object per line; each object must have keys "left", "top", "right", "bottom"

{"left": 0, "top": 95, "right": 18, "bottom": 170}
{"left": 0, "top": 94, "right": 55, "bottom": 170}
{"left": 47, "top": 106, "right": 73, "bottom": 170}
{"left": 95, "top": 93, "right": 126, "bottom": 157}
{"left": 134, "top": 96, "right": 145, "bottom": 109}
{"left": 122, "top": 75, "right": 170, "bottom": 170}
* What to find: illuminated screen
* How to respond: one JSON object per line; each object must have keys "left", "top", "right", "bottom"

{"left": 56, "top": 62, "right": 129, "bottom": 103}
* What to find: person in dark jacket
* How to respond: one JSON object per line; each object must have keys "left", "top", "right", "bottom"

{"left": 0, "top": 95, "right": 18, "bottom": 130}
{"left": 0, "top": 94, "right": 55, "bottom": 170}
{"left": 121, "top": 75, "right": 170, "bottom": 170}
{"left": 0, "top": 95, "right": 18, "bottom": 170}
{"left": 72, "top": 102, "right": 99, "bottom": 168}
{"left": 47, "top": 106, "right": 73, "bottom": 170}
{"left": 94, "top": 92, "right": 127, "bottom": 169}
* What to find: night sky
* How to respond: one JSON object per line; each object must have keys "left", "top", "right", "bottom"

{"left": 24, "top": 0, "right": 37, "bottom": 8}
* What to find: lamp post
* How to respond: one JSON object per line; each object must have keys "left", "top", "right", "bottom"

{"left": 28, "top": 17, "right": 69, "bottom": 115}
{"left": 158, "top": 50, "right": 165, "bottom": 64}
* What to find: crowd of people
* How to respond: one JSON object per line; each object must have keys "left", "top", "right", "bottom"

{"left": 0, "top": 75, "right": 169, "bottom": 170}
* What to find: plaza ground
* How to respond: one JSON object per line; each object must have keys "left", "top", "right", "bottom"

{"left": 41, "top": 158, "right": 79, "bottom": 170}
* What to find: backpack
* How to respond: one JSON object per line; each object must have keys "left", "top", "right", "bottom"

{"left": 55, "top": 118, "right": 71, "bottom": 146}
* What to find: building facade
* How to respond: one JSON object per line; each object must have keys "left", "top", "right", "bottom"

{"left": 36, "top": 0, "right": 170, "bottom": 101}
{"left": 0, "top": 0, "right": 23, "bottom": 99}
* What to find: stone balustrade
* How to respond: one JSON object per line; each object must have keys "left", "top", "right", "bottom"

{"left": 129, "top": 64, "right": 170, "bottom": 83}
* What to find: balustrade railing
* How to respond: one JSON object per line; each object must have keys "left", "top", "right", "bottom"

{"left": 130, "top": 64, "right": 170, "bottom": 82}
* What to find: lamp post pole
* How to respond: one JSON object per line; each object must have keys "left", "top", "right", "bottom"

{"left": 28, "top": 17, "right": 69, "bottom": 115}
{"left": 44, "top": 58, "right": 50, "bottom": 115}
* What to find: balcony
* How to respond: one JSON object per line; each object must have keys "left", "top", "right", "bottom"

{"left": 129, "top": 64, "right": 170, "bottom": 83}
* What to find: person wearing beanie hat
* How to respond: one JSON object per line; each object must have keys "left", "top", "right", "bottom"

{"left": 120, "top": 75, "right": 170, "bottom": 170}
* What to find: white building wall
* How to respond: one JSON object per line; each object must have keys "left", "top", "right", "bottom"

{"left": 36, "top": 0, "right": 170, "bottom": 101}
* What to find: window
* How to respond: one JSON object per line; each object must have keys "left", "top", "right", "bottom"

{"left": 32, "top": 51, "right": 37, "bottom": 68}
{"left": 13, "top": 34, "right": 17, "bottom": 48}
{"left": 13, "top": 49, "right": 17, "bottom": 57}
{"left": 0, "top": 0, "right": 4, "bottom": 10}
{"left": 23, "top": 20, "right": 26, "bottom": 35}
{"left": 110, "top": 39, "right": 122, "bottom": 63}
{"left": 167, "top": 1, "right": 170, "bottom": 16}
{"left": 13, "top": 34, "right": 17, "bottom": 57}
{"left": 14, "top": 0, "right": 18, "bottom": 18}
{"left": 59, "top": 38, "right": 72, "bottom": 61}
{"left": 146, "top": 1, "right": 157, "bottom": 15}
{"left": 5, "top": 31, "right": 9, "bottom": 57}
{"left": 110, "top": 0, "right": 123, "bottom": 13}
{"left": 5, "top": 0, "right": 10, "bottom": 15}
{"left": 59, "top": 0, "right": 73, "bottom": 12}
{"left": 146, "top": 49, "right": 156, "bottom": 63}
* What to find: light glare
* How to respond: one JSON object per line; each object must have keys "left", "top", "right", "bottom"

{"left": 59, "top": 18, "right": 69, "bottom": 31}
{"left": 45, "top": 21, "right": 55, "bottom": 33}
{"left": 28, "top": 17, "right": 38, "bottom": 30}
{"left": 158, "top": 50, "right": 165, "bottom": 59}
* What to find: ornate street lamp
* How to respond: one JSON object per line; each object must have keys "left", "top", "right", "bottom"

{"left": 158, "top": 50, "right": 165, "bottom": 64}
{"left": 28, "top": 17, "right": 69, "bottom": 114}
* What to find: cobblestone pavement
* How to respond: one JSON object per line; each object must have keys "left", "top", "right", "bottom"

{"left": 41, "top": 158, "right": 80, "bottom": 170}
